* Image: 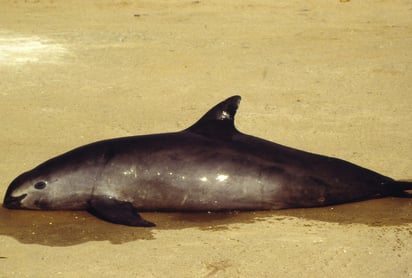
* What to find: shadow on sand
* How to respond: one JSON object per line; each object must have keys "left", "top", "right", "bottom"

{"left": 0, "top": 197, "right": 410, "bottom": 246}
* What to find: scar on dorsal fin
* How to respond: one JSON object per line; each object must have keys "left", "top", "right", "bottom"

{"left": 186, "top": 95, "right": 241, "bottom": 137}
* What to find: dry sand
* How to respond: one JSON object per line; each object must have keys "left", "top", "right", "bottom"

{"left": 0, "top": 0, "right": 411, "bottom": 277}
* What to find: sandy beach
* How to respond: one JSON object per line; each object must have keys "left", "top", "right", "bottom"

{"left": 0, "top": 1, "right": 411, "bottom": 277}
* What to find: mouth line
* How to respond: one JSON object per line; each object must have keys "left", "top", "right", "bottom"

{"left": 3, "top": 193, "right": 27, "bottom": 209}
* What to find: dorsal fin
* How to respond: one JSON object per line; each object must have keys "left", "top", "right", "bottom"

{"left": 186, "top": 95, "right": 241, "bottom": 137}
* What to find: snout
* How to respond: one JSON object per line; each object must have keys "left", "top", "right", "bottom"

{"left": 3, "top": 193, "right": 27, "bottom": 209}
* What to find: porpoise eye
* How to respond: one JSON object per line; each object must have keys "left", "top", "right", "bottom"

{"left": 34, "top": 181, "right": 47, "bottom": 190}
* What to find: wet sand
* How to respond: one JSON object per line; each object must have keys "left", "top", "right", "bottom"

{"left": 0, "top": 1, "right": 411, "bottom": 277}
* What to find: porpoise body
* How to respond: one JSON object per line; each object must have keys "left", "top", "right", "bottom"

{"left": 3, "top": 96, "right": 411, "bottom": 226}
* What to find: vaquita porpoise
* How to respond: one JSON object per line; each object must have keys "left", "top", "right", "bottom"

{"left": 3, "top": 96, "right": 412, "bottom": 226}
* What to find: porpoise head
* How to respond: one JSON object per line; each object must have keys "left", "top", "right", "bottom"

{"left": 3, "top": 149, "right": 100, "bottom": 211}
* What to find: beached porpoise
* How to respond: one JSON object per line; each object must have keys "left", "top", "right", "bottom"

{"left": 3, "top": 96, "right": 411, "bottom": 226}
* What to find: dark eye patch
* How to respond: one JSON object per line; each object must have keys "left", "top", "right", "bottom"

{"left": 34, "top": 181, "right": 47, "bottom": 190}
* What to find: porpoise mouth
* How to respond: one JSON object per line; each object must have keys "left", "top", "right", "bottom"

{"left": 3, "top": 194, "right": 27, "bottom": 209}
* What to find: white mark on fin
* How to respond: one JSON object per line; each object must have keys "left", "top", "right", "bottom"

{"left": 220, "top": 111, "right": 230, "bottom": 120}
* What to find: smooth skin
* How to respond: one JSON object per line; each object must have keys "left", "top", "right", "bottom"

{"left": 3, "top": 96, "right": 411, "bottom": 226}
